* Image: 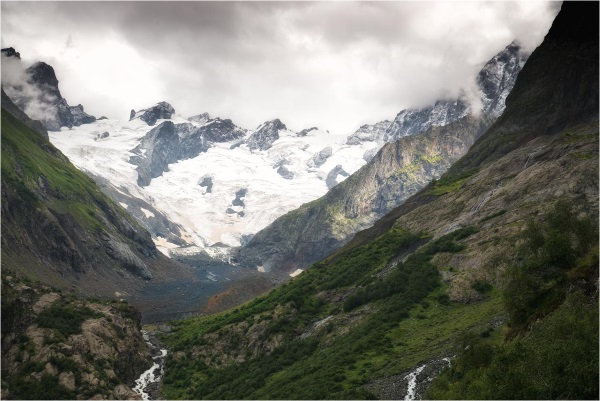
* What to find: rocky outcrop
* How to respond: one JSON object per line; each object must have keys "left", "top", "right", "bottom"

{"left": 325, "top": 165, "right": 349, "bottom": 189}
{"left": 477, "top": 41, "right": 528, "bottom": 118}
{"left": 129, "top": 118, "right": 246, "bottom": 186}
{"left": 1, "top": 276, "right": 151, "bottom": 400}
{"left": 311, "top": 146, "right": 332, "bottom": 168}
{"left": 130, "top": 121, "right": 196, "bottom": 186}
{"left": 346, "top": 120, "right": 391, "bottom": 145}
{"left": 1, "top": 56, "right": 97, "bottom": 131}
{"left": 384, "top": 98, "right": 470, "bottom": 142}
{"left": 69, "top": 104, "right": 96, "bottom": 126}
{"left": 188, "top": 112, "right": 210, "bottom": 124}
{"left": 375, "top": 43, "right": 529, "bottom": 143}
{"left": 297, "top": 127, "right": 318, "bottom": 137}
{"left": 246, "top": 119, "right": 286, "bottom": 151}
{"left": 199, "top": 118, "right": 246, "bottom": 142}
{"left": 101, "top": 232, "right": 153, "bottom": 280}
{"left": 130, "top": 101, "right": 175, "bottom": 126}
{"left": 1, "top": 47, "right": 20, "bottom": 59}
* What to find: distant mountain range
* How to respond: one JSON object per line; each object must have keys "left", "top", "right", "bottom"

{"left": 2, "top": 41, "right": 529, "bottom": 271}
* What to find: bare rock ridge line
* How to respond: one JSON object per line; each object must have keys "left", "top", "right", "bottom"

{"left": 1, "top": 47, "right": 96, "bottom": 131}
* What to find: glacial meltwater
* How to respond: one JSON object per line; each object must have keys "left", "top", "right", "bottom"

{"left": 133, "top": 330, "right": 167, "bottom": 400}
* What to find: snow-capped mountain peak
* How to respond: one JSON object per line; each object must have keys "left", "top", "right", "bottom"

{"left": 130, "top": 101, "right": 176, "bottom": 126}
{"left": 46, "top": 40, "right": 529, "bottom": 260}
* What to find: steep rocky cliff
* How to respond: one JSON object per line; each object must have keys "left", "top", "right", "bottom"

{"left": 1, "top": 50, "right": 96, "bottom": 131}
{"left": 129, "top": 115, "right": 246, "bottom": 187}
{"left": 1, "top": 275, "right": 150, "bottom": 400}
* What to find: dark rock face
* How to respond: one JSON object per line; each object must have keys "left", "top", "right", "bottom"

{"left": 297, "top": 127, "right": 317, "bottom": 137}
{"left": 448, "top": 1, "right": 598, "bottom": 174}
{"left": 199, "top": 176, "right": 214, "bottom": 193}
{"left": 130, "top": 101, "right": 175, "bottom": 126}
{"left": 188, "top": 112, "right": 210, "bottom": 124}
{"left": 69, "top": 104, "right": 96, "bottom": 125}
{"left": 277, "top": 165, "right": 294, "bottom": 180}
{"left": 477, "top": 42, "right": 529, "bottom": 118}
{"left": 232, "top": 189, "right": 247, "bottom": 207}
{"left": 1, "top": 47, "right": 20, "bottom": 59}
{"left": 311, "top": 146, "right": 332, "bottom": 168}
{"left": 130, "top": 121, "right": 197, "bottom": 187}
{"left": 246, "top": 119, "right": 286, "bottom": 151}
{"left": 1, "top": 55, "right": 96, "bottom": 131}
{"left": 94, "top": 131, "right": 110, "bottom": 141}
{"left": 198, "top": 118, "right": 246, "bottom": 142}
{"left": 129, "top": 118, "right": 246, "bottom": 186}
{"left": 325, "top": 165, "right": 349, "bottom": 189}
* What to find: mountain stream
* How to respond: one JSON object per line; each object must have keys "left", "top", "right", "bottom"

{"left": 133, "top": 330, "right": 167, "bottom": 400}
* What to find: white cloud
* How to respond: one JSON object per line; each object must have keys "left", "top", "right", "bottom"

{"left": 1, "top": 1, "right": 559, "bottom": 134}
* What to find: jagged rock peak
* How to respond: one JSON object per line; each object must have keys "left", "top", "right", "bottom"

{"left": 246, "top": 118, "right": 287, "bottom": 151}
{"left": 188, "top": 112, "right": 211, "bottom": 124}
{"left": 297, "top": 127, "right": 318, "bottom": 137}
{"left": 346, "top": 120, "right": 391, "bottom": 145}
{"left": 258, "top": 118, "right": 287, "bottom": 132}
{"left": 383, "top": 42, "right": 527, "bottom": 143}
{"left": 2, "top": 56, "right": 96, "bottom": 131}
{"left": 69, "top": 104, "right": 96, "bottom": 126}
{"left": 1, "top": 47, "right": 20, "bottom": 59}
{"left": 477, "top": 41, "right": 529, "bottom": 118}
{"left": 130, "top": 101, "right": 175, "bottom": 126}
{"left": 26, "top": 62, "right": 60, "bottom": 94}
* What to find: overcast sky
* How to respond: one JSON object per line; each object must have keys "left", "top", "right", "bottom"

{"left": 1, "top": 1, "right": 559, "bottom": 134}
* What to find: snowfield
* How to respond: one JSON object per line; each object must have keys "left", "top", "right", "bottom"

{"left": 49, "top": 113, "right": 380, "bottom": 256}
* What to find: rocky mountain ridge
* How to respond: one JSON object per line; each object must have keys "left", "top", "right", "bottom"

{"left": 46, "top": 40, "right": 528, "bottom": 264}
{"left": 1, "top": 48, "right": 96, "bottom": 131}
{"left": 1, "top": 274, "right": 150, "bottom": 400}
{"left": 347, "top": 41, "right": 529, "bottom": 146}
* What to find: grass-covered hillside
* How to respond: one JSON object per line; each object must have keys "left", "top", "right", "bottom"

{"left": 159, "top": 2, "right": 598, "bottom": 399}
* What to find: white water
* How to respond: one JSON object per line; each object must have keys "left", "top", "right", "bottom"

{"left": 404, "top": 364, "right": 426, "bottom": 401}
{"left": 133, "top": 330, "right": 167, "bottom": 401}
{"left": 403, "top": 357, "right": 452, "bottom": 401}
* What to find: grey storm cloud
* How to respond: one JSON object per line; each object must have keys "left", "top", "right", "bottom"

{"left": 1, "top": 1, "right": 559, "bottom": 134}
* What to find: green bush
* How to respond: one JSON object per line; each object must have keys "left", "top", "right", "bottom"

{"left": 35, "top": 301, "right": 102, "bottom": 337}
